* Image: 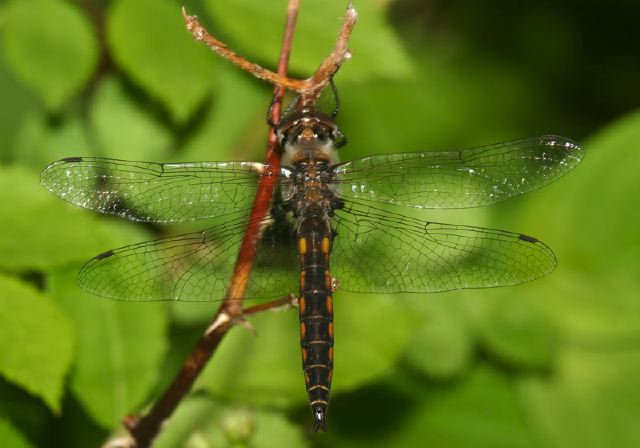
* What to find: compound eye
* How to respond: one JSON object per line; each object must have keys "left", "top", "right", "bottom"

{"left": 315, "top": 124, "right": 332, "bottom": 141}
{"left": 333, "top": 129, "right": 346, "bottom": 148}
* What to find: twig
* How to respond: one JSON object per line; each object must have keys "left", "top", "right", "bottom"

{"left": 182, "top": 6, "right": 306, "bottom": 92}
{"left": 243, "top": 294, "right": 299, "bottom": 316}
{"left": 182, "top": 1, "right": 357, "bottom": 105}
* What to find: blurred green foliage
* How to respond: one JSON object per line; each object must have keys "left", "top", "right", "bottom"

{"left": 0, "top": 0, "right": 638, "bottom": 447}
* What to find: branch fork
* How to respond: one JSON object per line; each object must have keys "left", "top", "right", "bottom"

{"left": 181, "top": 2, "right": 357, "bottom": 105}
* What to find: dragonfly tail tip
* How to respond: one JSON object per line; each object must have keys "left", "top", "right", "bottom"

{"left": 311, "top": 407, "right": 328, "bottom": 432}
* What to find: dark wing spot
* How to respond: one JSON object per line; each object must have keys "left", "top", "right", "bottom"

{"left": 62, "top": 156, "right": 83, "bottom": 163}
{"left": 518, "top": 234, "right": 539, "bottom": 243}
{"left": 95, "top": 249, "right": 115, "bottom": 260}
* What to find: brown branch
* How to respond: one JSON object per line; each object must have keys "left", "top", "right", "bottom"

{"left": 300, "top": 1, "right": 357, "bottom": 103}
{"left": 181, "top": 6, "right": 306, "bottom": 92}
{"left": 243, "top": 294, "right": 298, "bottom": 316}
{"left": 183, "top": 1, "right": 357, "bottom": 105}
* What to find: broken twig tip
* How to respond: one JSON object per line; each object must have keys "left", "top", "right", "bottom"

{"left": 235, "top": 317, "right": 257, "bottom": 336}
{"left": 181, "top": 6, "right": 192, "bottom": 21}
{"left": 181, "top": 6, "right": 205, "bottom": 40}
{"left": 347, "top": 1, "right": 358, "bottom": 18}
{"left": 205, "top": 312, "right": 231, "bottom": 336}
{"left": 102, "top": 436, "right": 135, "bottom": 448}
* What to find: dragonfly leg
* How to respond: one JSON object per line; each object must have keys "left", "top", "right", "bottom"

{"left": 329, "top": 77, "right": 340, "bottom": 118}
{"left": 266, "top": 86, "right": 285, "bottom": 128}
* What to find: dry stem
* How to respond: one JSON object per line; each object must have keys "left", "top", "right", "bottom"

{"left": 182, "top": 1, "right": 357, "bottom": 105}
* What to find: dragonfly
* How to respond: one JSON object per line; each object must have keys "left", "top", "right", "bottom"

{"left": 41, "top": 99, "right": 583, "bottom": 431}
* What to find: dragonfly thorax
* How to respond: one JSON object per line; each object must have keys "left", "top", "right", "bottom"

{"left": 285, "top": 161, "right": 339, "bottom": 217}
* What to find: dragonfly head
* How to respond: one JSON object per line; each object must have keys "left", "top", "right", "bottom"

{"left": 276, "top": 107, "right": 344, "bottom": 164}
{"left": 277, "top": 107, "right": 339, "bottom": 145}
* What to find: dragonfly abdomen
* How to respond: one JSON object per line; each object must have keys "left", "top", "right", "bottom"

{"left": 297, "top": 213, "right": 334, "bottom": 432}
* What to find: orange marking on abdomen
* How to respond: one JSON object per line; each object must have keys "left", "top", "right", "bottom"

{"left": 326, "top": 296, "right": 333, "bottom": 314}
{"left": 300, "top": 271, "right": 307, "bottom": 291}
{"left": 328, "top": 346, "right": 334, "bottom": 363}
{"left": 300, "top": 322, "right": 307, "bottom": 339}
{"left": 298, "top": 237, "right": 307, "bottom": 254}
{"left": 328, "top": 322, "right": 334, "bottom": 338}
{"left": 299, "top": 296, "right": 306, "bottom": 314}
{"left": 321, "top": 236, "right": 331, "bottom": 254}
{"left": 325, "top": 270, "right": 331, "bottom": 290}
{"left": 302, "top": 348, "right": 308, "bottom": 362}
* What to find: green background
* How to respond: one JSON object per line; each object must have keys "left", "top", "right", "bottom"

{"left": 1, "top": 0, "right": 639, "bottom": 446}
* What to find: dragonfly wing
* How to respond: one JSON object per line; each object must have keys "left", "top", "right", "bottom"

{"left": 78, "top": 210, "right": 299, "bottom": 302}
{"left": 41, "top": 157, "right": 283, "bottom": 223}
{"left": 334, "top": 135, "right": 583, "bottom": 209}
{"left": 244, "top": 203, "right": 300, "bottom": 299}
{"left": 331, "top": 201, "right": 556, "bottom": 294}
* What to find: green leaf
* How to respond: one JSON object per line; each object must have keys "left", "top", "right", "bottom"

{"left": 519, "top": 349, "right": 640, "bottom": 448}
{"left": 178, "top": 62, "right": 267, "bottom": 163}
{"left": 154, "top": 396, "right": 308, "bottom": 448}
{"left": 12, "top": 112, "right": 93, "bottom": 170}
{"left": 197, "top": 310, "right": 302, "bottom": 407}
{"left": 333, "top": 293, "right": 422, "bottom": 392}
{"left": 338, "top": 56, "right": 549, "bottom": 159}
{"left": 1, "top": 0, "right": 98, "bottom": 110}
{"left": 152, "top": 396, "right": 212, "bottom": 448}
{"left": 478, "top": 294, "right": 558, "bottom": 369}
{"left": 0, "top": 274, "right": 74, "bottom": 413}
{"left": 0, "top": 418, "right": 31, "bottom": 448}
{"left": 0, "top": 165, "right": 122, "bottom": 270}
{"left": 48, "top": 267, "right": 169, "bottom": 428}
{"left": 249, "top": 410, "right": 308, "bottom": 448}
{"left": 107, "top": 0, "right": 216, "bottom": 122}
{"left": 560, "top": 110, "right": 640, "bottom": 274}
{"left": 153, "top": 396, "right": 228, "bottom": 448}
{"left": 198, "top": 293, "right": 419, "bottom": 408}
{"left": 0, "top": 51, "right": 40, "bottom": 162}
{"left": 404, "top": 298, "right": 474, "bottom": 379}
{"left": 90, "top": 76, "right": 172, "bottom": 160}
{"left": 390, "top": 365, "right": 537, "bottom": 448}
{"left": 515, "top": 110, "right": 640, "bottom": 337}
{"left": 505, "top": 112, "right": 640, "bottom": 447}
{"left": 204, "top": 0, "right": 414, "bottom": 82}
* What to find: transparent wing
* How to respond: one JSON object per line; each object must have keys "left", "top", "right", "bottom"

{"left": 40, "top": 157, "right": 285, "bottom": 223}
{"left": 77, "top": 211, "right": 299, "bottom": 301}
{"left": 331, "top": 201, "right": 556, "bottom": 293}
{"left": 334, "top": 135, "right": 583, "bottom": 209}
